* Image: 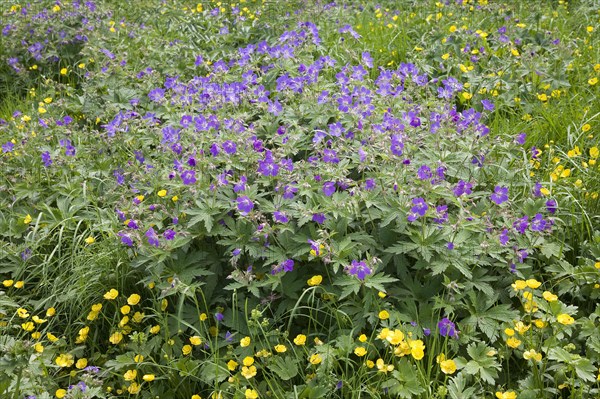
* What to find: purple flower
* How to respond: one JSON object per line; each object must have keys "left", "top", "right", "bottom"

{"left": 364, "top": 178, "right": 375, "bottom": 191}
{"left": 437, "top": 317, "right": 458, "bottom": 338}
{"left": 513, "top": 216, "right": 529, "bottom": 234}
{"left": 322, "top": 181, "right": 336, "bottom": 197}
{"left": 2, "top": 141, "right": 14, "bottom": 153}
{"left": 499, "top": 229, "right": 509, "bottom": 246}
{"left": 312, "top": 213, "right": 326, "bottom": 224}
{"left": 215, "top": 312, "right": 224, "bottom": 322}
{"left": 119, "top": 233, "right": 133, "bottom": 247}
{"left": 146, "top": 227, "right": 160, "bottom": 247}
{"left": 417, "top": 165, "right": 432, "bottom": 180}
{"left": 407, "top": 197, "right": 428, "bottom": 222}
{"left": 282, "top": 259, "right": 294, "bottom": 272}
{"left": 546, "top": 199, "right": 557, "bottom": 214}
{"left": 222, "top": 140, "right": 237, "bottom": 155}
{"left": 163, "top": 229, "right": 176, "bottom": 240}
{"left": 532, "top": 182, "right": 542, "bottom": 197}
{"left": 453, "top": 180, "right": 472, "bottom": 197}
{"left": 148, "top": 88, "right": 165, "bottom": 102}
{"left": 41, "top": 151, "right": 52, "bottom": 167}
{"left": 181, "top": 170, "right": 196, "bottom": 185}
{"left": 237, "top": 196, "right": 254, "bottom": 215}
{"left": 515, "top": 133, "right": 527, "bottom": 145}
{"left": 490, "top": 186, "right": 508, "bottom": 205}
{"left": 127, "top": 220, "right": 139, "bottom": 230}
{"left": 347, "top": 260, "right": 372, "bottom": 280}
{"left": 481, "top": 99, "right": 495, "bottom": 111}
{"left": 390, "top": 134, "right": 404, "bottom": 156}
{"left": 423, "top": 328, "right": 431, "bottom": 336}
{"left": 530, "top": 214, "right": 546, "bottom": 232}
{"left": 273, "top": 211, "right": 288, "bottom": 223}
{"left": 282, "top": 185, "right": 297, "bottom": 199}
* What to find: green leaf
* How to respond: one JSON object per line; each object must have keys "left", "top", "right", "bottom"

{"left": 267, "top": 356, "right": 299, "bottom": 381}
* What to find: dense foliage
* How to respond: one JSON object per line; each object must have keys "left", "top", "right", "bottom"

{"left": 1, "top": 1, "right": 599, "bottom": 398}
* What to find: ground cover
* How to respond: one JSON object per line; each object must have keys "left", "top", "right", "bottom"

{"left": 1, "top": 1, "right": 600, "bottom": 398}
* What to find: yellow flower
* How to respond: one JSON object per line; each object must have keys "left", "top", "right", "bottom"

{"left": 534, "top": 319, "right": 547, "bottom": 328}
{"left": 354, "top": 346, "right": 367, "bottom": 357}
{"left": 358, "top": 334, "right": 367, "bottom": 342}
{"left": 514, "top": 321, "right": 530, "bottom": 334}
{"left": 242, "top": 356, "right": 255, "bottom": 367}
{"left": 409, "top": 339, "right": 425, "bottom": 360}
{"left": 504, "top": 328, "right": 515, "bottom": 336}
{"left": 21, "top": 321, "right": 34, "bottom": 331}
{"left": 511, "top": 280, "right": 527, "bottom": 291}
{"left": 134, "top": 354, "right": 144, "bottom": 362}
{"left": 245, "top": 389, "right": 259, "bottom": 399}
{"left": 86, "top": 311, "right": 99, "bottom": 321}
{"left": 583, "top": 124, "right": 592, "bottom": 133}
{"left": 124, "top": 369, "right": 137, "bottom": 381}
{"left": 440, "top": 359, "right": 457, "bottom": 374}
{"left": 76, "top": 358, "right": 88, "bottom": 369}
{"left": 60, "top": 68, "right": 68, "bottom": 75}
{"left": 589, "top": 77, "right": 598, "bottom": 86}
{"left": 376, "top": 358, "right": 394, "bottom": 373}
{"left": 227, "top": 360, "right": 238, "bottom": 371}
{"left": 47, "top": 332, "right": 59, "bottom": 342}
{"left": 103, "top": 288, "right": 119, "bottom": 300}
{"left": 590, "top": 147, "right": 599, "bottom": 159}
{"left": 462, "top": 92, "right": 473, "bottom": 100}
{"left": 2, "top": 280, "right": 13, "bottom": 287}
{"left": 14, "top": 281, "right": 24, "bottom": 288}
{"left": 150, "top": 325, "right": 161, "bottom": 334}
{"left": 378, "top": 291, "right": 386, "bottom": 298}
{"left": 309, "top": 353, "right": 322, "bottom": 365}
{"left": 157, "top": 189, "right": 167, "bottom": 197}
{"left": 526, "top": 279, "right": 541, "bottom": 289}
{"left": 109, "top": 331, "right": 123, "bottom": 344}
{"left": 557, "top": 314, "right": 575, "bottom": 325}
{"left": 378, "top": 310, "right": 390, "bottom": 320}
{"left": 17, "top": 308, "right": 29, "bottom": 318}
{"left": 55, "top": 353, "right": 74, "bottom": 367}
{"left": 127, "top": 293, "right": 141, "bottom": 305}
{"left": 128, "top": 382, "right": 140, "bottom": 394}
{"left": 294, "top": 334, "right": 306, "bottom": 346}
{"left": 199, "top": 313, "right": 208, "bottom": 321}
{"left": 56, "top": 389, "right": 67, "bottom": 398}
{"left": 240, "top": 336, "right": 251, "bottom": 347}
{"left": 542, "top": 291, "right": 558, "bottom": 302}
{"left": 274, "top": 344, "right": 287, "bottom": 353}
{"left": 24, "top": 214, "right": 32, "bottom": 224}
{"left": 241, "top": 365, "right": 257, "bottom": 379}
{"left": 84, "top": 236, "right": 95, "bottom": 244}
{"left": 524, "top": 349, "right": 542, "bottom": 362}
{"left": 537, "top": 93, "right": 548, "bottom": 102}
{"left": 190, "top": 336, "right": 202, "bottom": 346}
{"left": 143, "top": 374, "right": 155, "bottom": 382}
{"left": 78, "top": 63, "right": 85, "bottom": 69}
{"left": 172, "top": 195, "right": 179, "bottom": 202}
{"left": 506, "top": 337, "right": 522, "bottom": 348}
{"left": 495, "top": 392, "right": 517, "bottom": 399}
{"left": 307, "top": 275, "right": 323, "bottom": 286}
{"left": 182, "top": 344, "right": 192, "bottom": 355}
{"left": 132, "top": 311, "right": 144, "bottom": 323}
{"left": 121, "top": 305, "right": 131, "bottom": 315}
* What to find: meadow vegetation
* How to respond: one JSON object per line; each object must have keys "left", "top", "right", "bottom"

{"left": 1, "top": 0, "right": 600, "bottom": 398}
